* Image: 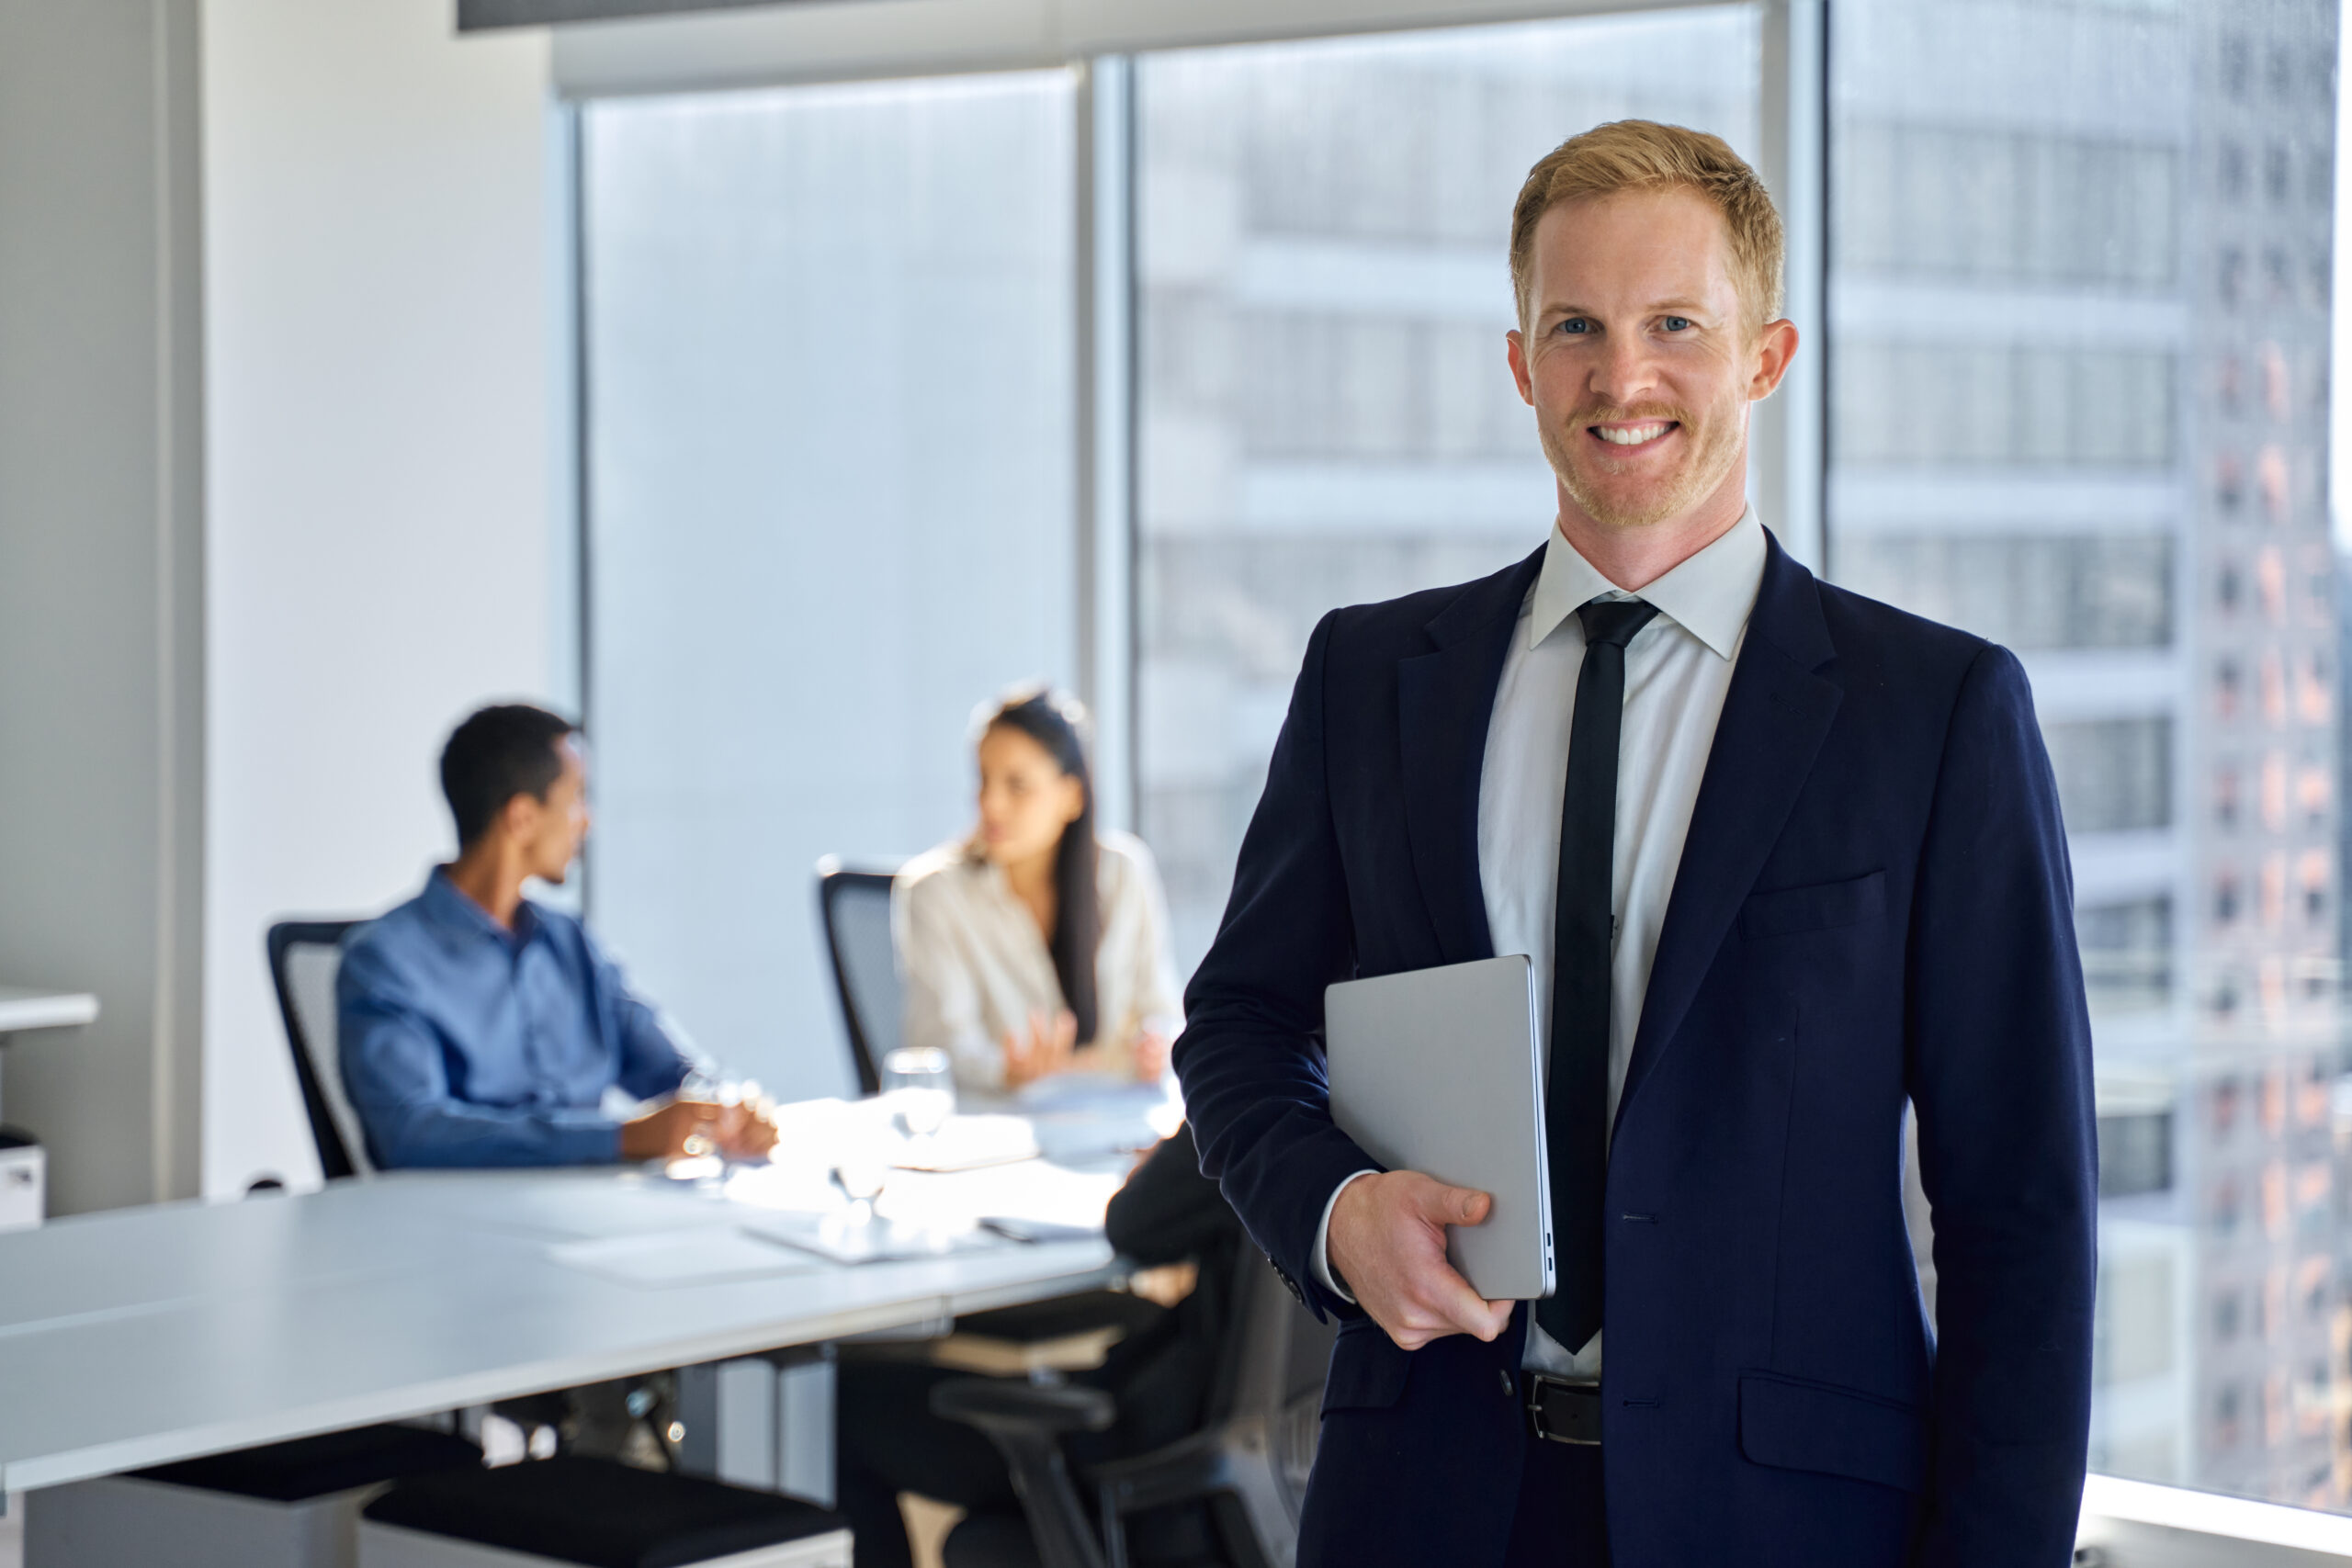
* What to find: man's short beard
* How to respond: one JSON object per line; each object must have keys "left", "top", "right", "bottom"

{"left": 1542, "top": 398, "right": 1745, "bottom": 531}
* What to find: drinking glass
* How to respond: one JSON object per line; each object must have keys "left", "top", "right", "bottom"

{"left": 882, "top": 1045, "right": 955, "bottom": 1140}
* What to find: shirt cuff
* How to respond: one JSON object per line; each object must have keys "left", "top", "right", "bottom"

{"left": 1311, "top": 1169, "right": 1381, "bottom": 1303}
{"left": 545, "top": 1108, "right": 625, "bottom": 1166}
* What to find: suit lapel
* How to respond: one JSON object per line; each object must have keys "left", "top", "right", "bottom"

{"left": 1396, "top": 546, "right": 1546, "bottom": 964}
{"left": 1616, "top": 534, "right": 1841, "bottom": 1131}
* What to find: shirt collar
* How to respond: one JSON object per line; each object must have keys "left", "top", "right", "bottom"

{"left": 1525, "top": 505, "right": 1767, "bottom": 661}
{"left": 423, "top": 866, "right": 541, "bottom": 949}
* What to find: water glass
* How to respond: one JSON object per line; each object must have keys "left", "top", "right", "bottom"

{"left": 882, "top": 1045, "right": 956, "bottom": 1139}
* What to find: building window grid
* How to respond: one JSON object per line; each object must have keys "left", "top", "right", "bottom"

{"left": 1825, "top": 0, "right": 2341, "bottom": 1512}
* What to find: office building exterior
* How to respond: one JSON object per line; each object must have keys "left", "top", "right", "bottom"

{"left": 1835, "top": 0, "right": 2341, "bottom": 1508}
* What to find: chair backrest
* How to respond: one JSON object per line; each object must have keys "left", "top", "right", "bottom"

{"left": 266, "top": 919, "right": 374, "bottom": 1179}
{"left": 815, "top": 860, "right": 902, "bottom": 1097}
{"left": 1201, "top": 1250, "right": 1338, "bottom": 1562}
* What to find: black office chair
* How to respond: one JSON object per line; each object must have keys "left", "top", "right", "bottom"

{"left": 931, "top": 1256, "right": 1338, "bottom": 1568}
{"left": 815, "top": 859, "right": 902, "bottom": 1096}
{"left": 266, "top": 919, "right": 372, "bottom": 1179}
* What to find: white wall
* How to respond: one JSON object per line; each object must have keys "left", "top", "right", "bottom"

{"left": 201, "top": 0, "right": 558, "bottom": 1195}
{"left": 0, "top": 0, "right": 205, "bottom": 1216}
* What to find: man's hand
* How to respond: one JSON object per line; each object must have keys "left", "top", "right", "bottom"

{"left": 1328, "top": 1170, "right": 1514, "bottom": 1351}
{"left": 619, "top": 1099, "right": 778, "bottom": 1163}
{"left": 1002, "top": 1009, "right": 1079, "bottom": 1087}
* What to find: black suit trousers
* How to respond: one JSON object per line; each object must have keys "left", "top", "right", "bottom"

{"left": 1502, "top": 1437, "right": 1610, "bottom": 1568}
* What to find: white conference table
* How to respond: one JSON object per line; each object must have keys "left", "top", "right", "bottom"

{"left": 0, "top": 1163, "right": 1121, "bottom": 1495}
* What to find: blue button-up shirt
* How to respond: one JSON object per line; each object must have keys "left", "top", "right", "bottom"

{"left": 336, "top": 871, "right": 698, "bottom": 1168}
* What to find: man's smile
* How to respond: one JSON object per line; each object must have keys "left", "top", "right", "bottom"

{"left": 1587, "top": 419, "right": 1679, "bottom": 452}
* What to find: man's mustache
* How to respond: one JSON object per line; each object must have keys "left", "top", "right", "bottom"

{"left": 1568, "top": 405, "right": 1688, "bottom": 427}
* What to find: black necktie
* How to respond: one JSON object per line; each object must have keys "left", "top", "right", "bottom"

{"left": 1534, "top": 597, "right": 1659, "bottom": 1352}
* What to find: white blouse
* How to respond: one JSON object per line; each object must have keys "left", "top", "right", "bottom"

{"left": 894, "top": 829, "right": 1184, "bottom": 1094}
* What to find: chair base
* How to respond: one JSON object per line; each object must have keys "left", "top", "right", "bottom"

{"left": 356, "top": 1521, "right": 852, "bottom": 1568}
{"left": 27, "top": 1475, "right": 374, "bottom": 1568}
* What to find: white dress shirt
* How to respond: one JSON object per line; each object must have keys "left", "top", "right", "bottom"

{"left": 1312, "top": 507, "right": 1769, "bottom": 1377}
{"left": 895, "top": 829, "right": 1184, "bottom": 1095}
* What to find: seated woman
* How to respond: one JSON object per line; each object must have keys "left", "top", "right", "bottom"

{"left": 895, "top": 687, "right": 1181, "bottom": 1096}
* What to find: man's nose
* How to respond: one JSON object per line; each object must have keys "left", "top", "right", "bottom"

{"left": 1588, "top": 333, "right": 1658, "bottom": 407}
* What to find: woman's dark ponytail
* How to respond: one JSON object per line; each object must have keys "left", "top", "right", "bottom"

{"left": 983, "top": 688, "right": 1101, "bottom": 1046}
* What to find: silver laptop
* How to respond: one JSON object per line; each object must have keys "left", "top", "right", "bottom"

{"left": 1325, "top": 955, "right": 1555, "bottom": 1302}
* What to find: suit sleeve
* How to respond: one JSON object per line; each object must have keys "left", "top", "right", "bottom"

{"left": 1906, "top": 643, "right": 2097, "bottom": 1566}
{"left": 1173, "top": 611, "right": 1380, "bottom": 1320}
{"left": 1103, "top": 1124, "right": 1243, "bottom": 1267}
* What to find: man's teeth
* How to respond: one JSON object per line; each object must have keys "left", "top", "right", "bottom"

{"left": 1595, "top": 423, "right": 1670, "bottom": 446}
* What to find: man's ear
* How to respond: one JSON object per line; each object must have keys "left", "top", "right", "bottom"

{"left": 1506, "top": 329, "right": 1534, "bottom": 408}
{"left": 499, "top": 791, "right": 537, "bottom": 841}
{"left": 1747, "top": 318, "right": 1800, "bottom": 401}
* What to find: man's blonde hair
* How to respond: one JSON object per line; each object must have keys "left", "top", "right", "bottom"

{"left": 1510, "top": 119, "right": 1784, "bottom": 332}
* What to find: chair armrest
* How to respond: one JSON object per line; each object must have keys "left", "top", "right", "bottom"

{"left": 1081, "top": 1429, "right": 1233, "bottom": 1517}
{"left": 929, "top": 1378, "right": 1116, "bottom": 1438}
{"left": 930, "top": 1379, "right": 1114, "bottom": 1568}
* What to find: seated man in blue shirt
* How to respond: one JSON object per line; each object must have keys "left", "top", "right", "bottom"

{"left": 339, "top": 703, "right": 775, "bottom": 1169}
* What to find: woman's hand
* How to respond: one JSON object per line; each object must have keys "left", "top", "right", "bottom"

{"left": 1129, "top": 1030, "right": 1171, "bottom": 1083}
{"left": 1001, "top": 1008, "right": 1078, "bottom": 1087}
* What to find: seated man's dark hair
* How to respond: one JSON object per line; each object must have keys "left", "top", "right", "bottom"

{"left": 439, "top": 704, "right": 580, "bottom": 849}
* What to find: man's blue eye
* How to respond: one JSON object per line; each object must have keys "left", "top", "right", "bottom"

{"left": 1557, "top": 318, "right": 1590, "bottom": 334}
{"left": 1663, "top": 316, "right": 1691, "bottom": 332}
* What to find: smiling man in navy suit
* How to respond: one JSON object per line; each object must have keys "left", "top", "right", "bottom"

{"left": 1174, "top": 120, "right": 2096, "bottom": 1566}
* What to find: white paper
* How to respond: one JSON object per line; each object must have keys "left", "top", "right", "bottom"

{"left": 546, "top": 1227, "right": 824, "bottom": 1288}
{"left": 737, "top": 1209, "right": 1006, "bottom": 1266}
{"left": 890, "top": 1114, "right": 1041, "bottom": 1172}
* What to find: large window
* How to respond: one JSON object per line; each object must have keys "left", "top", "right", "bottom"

{"left": 1827, "top": 0, "right": 2343, "bottom": 1509}
{"left": 580, "top": 73, "right": 1078, "bottom": 1101}
{"left": 571, "top": 0, "right": 2352, "bottom": 1527}
{"left": 1133, "top": 8, "right": 1763, "bottom": 970}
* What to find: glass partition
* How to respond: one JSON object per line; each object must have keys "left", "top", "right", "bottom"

{"left": 579, "top": 72, "right": 1078, "bottom": 1101}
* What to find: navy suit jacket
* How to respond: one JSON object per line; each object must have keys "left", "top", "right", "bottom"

{"left": 1174, "top": 533, "right": 2096, "bottom": 1567}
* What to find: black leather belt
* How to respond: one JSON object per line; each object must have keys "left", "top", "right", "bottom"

{"left": 1525, "top": 1373, "right": 1603, "bottom": 1446}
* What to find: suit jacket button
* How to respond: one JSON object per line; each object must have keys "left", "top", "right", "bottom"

{"left": 1499, "top": 1370, "right": 1515, "bottom": 1398}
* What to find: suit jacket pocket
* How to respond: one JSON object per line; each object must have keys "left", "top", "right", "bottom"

{"left": 1320, "top": 1318, "right": 1412, "bottom": 1414}
{"left": 1738, "top": 870, "right": 1887, "bottom": 942}
{"left": 1737, "top": 1371, "right": 1926, "bottom": 1494}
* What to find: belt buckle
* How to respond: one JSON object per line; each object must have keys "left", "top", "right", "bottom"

{"left": 1525, "top": 1373, "right": 1603, "bottom": 1447}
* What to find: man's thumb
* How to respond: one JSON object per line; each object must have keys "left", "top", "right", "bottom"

{"left": 1434, "top": 1184, "right": 1492, "bottom": 1225}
